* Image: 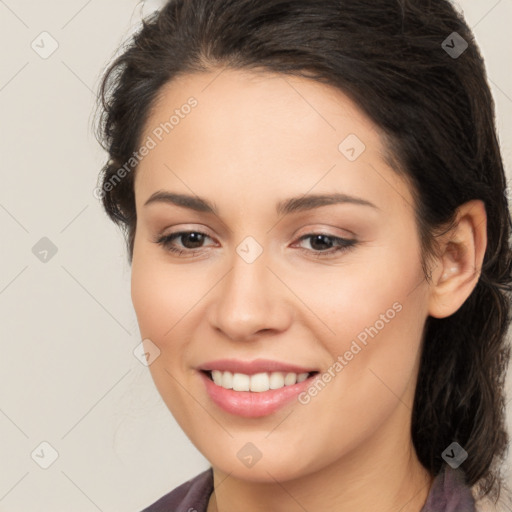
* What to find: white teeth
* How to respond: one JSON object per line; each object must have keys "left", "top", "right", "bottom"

{"left": 250, "top": 372, "right": 269, "bottom": 392}
{"left": 232, "top": 373, "right": 250, "bottom": 391}
{"left": 221, "top": 371, "right": 233, "bottom": 389}
{"left": 269, "top": 372, "right": 285, "bottom": 389}
{"left": 209, "top": 371, "right": 311, "bottom": 391}
{"left": 211, "top": 370, "right": 223, "bottom": 386}
{"left": 284, "top": 372, "right": 297, "bottom": 386}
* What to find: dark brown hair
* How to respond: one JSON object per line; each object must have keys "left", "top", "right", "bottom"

{"left": 95, "top": 0, "right": 512, "bottom": 504}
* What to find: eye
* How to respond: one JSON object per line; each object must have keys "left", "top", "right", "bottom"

{"left": 154, "top": 230, "right": 215, "bottom": 256}
{"left": 153, "top": 230, "right": 357, "bottom": 258}
{"left": 293, "top": 233, "right": 357, "bottom": 257}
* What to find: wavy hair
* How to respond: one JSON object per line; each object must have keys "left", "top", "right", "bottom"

{"left": 94, "top": 0, "right": 512, "bottom": 504}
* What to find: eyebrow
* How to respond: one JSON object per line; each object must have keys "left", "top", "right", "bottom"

{"left": 143, "top": 191, "right": 378, "bottom": 215}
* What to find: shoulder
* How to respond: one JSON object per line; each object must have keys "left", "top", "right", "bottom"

{"left": 140, "top": 467, "right": 214, "bottom": 512}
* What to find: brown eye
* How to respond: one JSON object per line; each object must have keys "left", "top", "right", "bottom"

{"left": 295, "top": 233, "right": 357, "bottom": 257}
{"left": 154, "top": 230, "right": 214, "bottom": 255}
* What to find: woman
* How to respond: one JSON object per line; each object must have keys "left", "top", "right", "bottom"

{"left": 94, "top": 1, "right": 512, "bottom": 510}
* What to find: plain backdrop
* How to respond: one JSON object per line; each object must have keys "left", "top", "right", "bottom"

{"left": 0, "top": 1, "right": 511, "bottom": 511}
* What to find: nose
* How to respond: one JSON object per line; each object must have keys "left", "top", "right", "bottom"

{"left": 207, "top": 247, "right": 292, "bottom": 341}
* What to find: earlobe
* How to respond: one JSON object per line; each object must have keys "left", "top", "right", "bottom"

{"left": 428, "top": 200, "right": 487, "bottom": 319}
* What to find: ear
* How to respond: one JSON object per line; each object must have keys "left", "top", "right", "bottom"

{"left": 428, "top": 199, "right": 487, "bottom": 319}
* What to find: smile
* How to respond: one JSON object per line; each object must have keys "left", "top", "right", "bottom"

{"left": 197, "top": 359, "right": 320, "bottom": 417}
{"left": 206, "top": 370, "right": 313, "bottom": 392}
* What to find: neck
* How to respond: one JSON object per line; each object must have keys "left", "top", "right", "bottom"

{"left": 207, "top": 404, "right": 434, "bottom": 512}
{"left": 209, "top": 450, "right": 432, "bottom": 512}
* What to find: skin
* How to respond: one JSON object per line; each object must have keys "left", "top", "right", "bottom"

{"left": 130, "top": 67, "right": 487, "bottom": 512}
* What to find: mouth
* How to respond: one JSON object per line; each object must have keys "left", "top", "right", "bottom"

{"left": 201, "top": 369, "right": 319, "bottom": 392}
{"left": 197, "top": 360, "right": 320, "bottom": 418}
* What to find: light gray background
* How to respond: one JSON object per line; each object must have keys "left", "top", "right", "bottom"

{"left": 0, "top": 1, "right": 511, "bottom": 511}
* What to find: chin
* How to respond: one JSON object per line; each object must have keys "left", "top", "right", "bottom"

{"left": 199, "top": 439, "right": 327, "bottom": 484}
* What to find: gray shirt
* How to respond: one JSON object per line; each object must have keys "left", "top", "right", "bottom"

{"left": 141, "top": 464, "right": 476, "bottom": 512}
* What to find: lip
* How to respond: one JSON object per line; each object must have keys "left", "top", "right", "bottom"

{"left": 198, "top": 358, "right": 316, "bottom": 375}
{"left": 197, "top": 359, "right": 318, "bottom": 418}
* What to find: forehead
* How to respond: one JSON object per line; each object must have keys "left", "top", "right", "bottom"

{"left": 134, "top": 68, "right": 413, "bottom": 216}
{"left": 140, "top": 67, "right": 381, "bottom": 157}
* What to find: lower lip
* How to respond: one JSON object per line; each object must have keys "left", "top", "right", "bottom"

{"left": 199, "top": 371, "right": 315, "bottom": 418}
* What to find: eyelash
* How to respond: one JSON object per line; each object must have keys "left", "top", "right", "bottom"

{"left": 153, "top": 230, "right": 357, "bottom": 258}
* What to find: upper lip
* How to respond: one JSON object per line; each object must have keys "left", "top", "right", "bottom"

{"left": 198, "top": 358, "right": 317, "bottom": 375}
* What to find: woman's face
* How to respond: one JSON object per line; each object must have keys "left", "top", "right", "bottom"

{"left": 131, "top": 68, "right": 432, "bottom": 482}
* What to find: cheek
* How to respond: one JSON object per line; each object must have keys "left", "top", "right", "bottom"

{"left": 130, "top": 250, "right": 198, "bottom": 422}
{"left": 310, "top": 262, "right": 427, "bottom": 412}
{"left": 298, "top": 237, "right": 428, "bottom": 399}
{"left": 297, "top": 243, "right": 424, "bottom": 349}
{"left": 130, "top": 247, "right": 197, "bottom": 340}
{"left": 130, "top": 244, "right": 211, "bottom": 395}
{"left": 130, "top": 261, "right": 166, "bottom": 339}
